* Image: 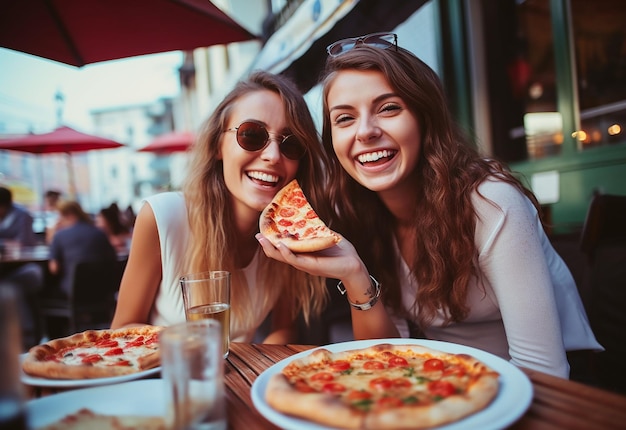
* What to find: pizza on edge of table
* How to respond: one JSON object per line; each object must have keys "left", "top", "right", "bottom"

{"left": 260, "top": 179, "right": 340, "bottom": 253}
{"left": 265, "top": 343, "right": 500, "bottom": 430}
{"left": 22, "top": 326, "right": 163, "bottom": 380}
{"left": 36, "top": 408, "right": 167, "bottom": 430}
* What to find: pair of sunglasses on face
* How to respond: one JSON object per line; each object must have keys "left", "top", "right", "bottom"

{"left": 226, "top": 121, "right": 307, "bottom": 160}
{"left": 326, "top": 32, "right": 397, "bottom": 57}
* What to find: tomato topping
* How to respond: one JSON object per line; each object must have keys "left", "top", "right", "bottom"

{"left": 347, "top": 390, "right": 373, "bottom": 400}
{"left": 277, "top": 218, "right": 294, "bottom": 227}
{"left": 322, "top": 382, "right": 346, "bottom": 394}
{"left": 427, "top": 380, "right": 456, "bottom": 398}
{"left": 95, "top": 339, "right": 119, "bottom": 348}
{"left": 388, "top": 356, "right": 409, "bottom": 368}
{"left": 392, "top": 378, "right": 412, "bottom": 388}
{"left": 423, "top": 358, "right": 445, "bottom": 372}
{"left": 81, "top": 354, "right": 103, "bottom": 364}
{"left": 369, "top": 377, "right": 392, "bottom": 391}
{"left": 330, "top": 360, "right": 351, "bottom": 372}
{"left": 311, "top": 372, "right": 334, "bottom": 382}
{"left": 363, "top": 360, "right": 385, "bottom": 370}
{"left": 294, "top": 380, "right": 316, "bottom": 393}
{"left": 104, "top": 347, "right": 124, "bottom": 356}
{"left": 376, "top": 397, "right": 405, "bottom": 409}
{"left": 111, "top": 360, "right": 131, "bottom": 366}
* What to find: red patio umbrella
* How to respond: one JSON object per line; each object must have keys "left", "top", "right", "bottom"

{"left": 0, "top": 0, "right": 256, "bottom": 67}
{"left": 0, "top": 125, "right": 125, "bottom": 199}
{"left": 138, "top": 131, "right": 195, "bottom": 154}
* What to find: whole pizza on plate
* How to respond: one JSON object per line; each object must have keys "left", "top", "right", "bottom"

{"left": 265, "top": 343, "right": 500, "bottom": 429}
{"left": 22, "top": 326, "right": 162, "bottom": 380}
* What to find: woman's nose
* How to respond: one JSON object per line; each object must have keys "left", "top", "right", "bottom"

{"left": 260, "top": 138, "right": 282, "bottom": 162}
{"left": 355, "top": 116, "right": 382, "bottom": 143}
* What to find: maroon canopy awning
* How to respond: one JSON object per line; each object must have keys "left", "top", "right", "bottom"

{"left": 0, "top": 0, "right": 257, "bottom": 67}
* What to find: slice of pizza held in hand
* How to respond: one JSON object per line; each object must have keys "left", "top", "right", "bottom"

{"left": 260, "top": 179, "right": 340, "bottom": 253}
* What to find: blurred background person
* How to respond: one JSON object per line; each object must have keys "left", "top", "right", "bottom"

{"left": 43, "top": 189, "right": 62, "bottom": 244}
{"left": 0, "top": 186, "right": 43, "bottom": 349}
{"left": 0, "top": 186, "right": 37, "bottom": 246}
{"left": 47, "top": 201, "right": 117, "bottom": 297}
{"left": 95, "top": 204, "right": 132, "bottom": 252}
{"left": 44, "top": 201, "right": 117, "bottom": 337}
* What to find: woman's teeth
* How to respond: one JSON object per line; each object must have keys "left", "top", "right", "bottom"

{"left": 248, "top": 171, "right": 279, "bottom": 183}
{"left": 357, "top": 150, "right": 396, "bottom": 164}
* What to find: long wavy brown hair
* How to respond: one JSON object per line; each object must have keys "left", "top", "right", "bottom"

{"left": 320, "top": 46, "right": 541, "bottom": 328}
{"left": 182, "top": 71, "right": 330, "bottom": 331}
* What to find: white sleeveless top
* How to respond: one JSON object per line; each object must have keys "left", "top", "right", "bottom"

{"left": 144, "top": 192, "right": 270, "bottom": 342}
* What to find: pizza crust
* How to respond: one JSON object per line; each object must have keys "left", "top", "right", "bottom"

{"left": 259, "top": 179, "right": 340, "bottom": 253}
{"left": 22, "top": 326, "right": 162, "bottom": 380}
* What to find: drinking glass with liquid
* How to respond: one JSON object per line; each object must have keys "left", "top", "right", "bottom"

{"left": 180, "top": 271, "right": 230, "bottom": 358}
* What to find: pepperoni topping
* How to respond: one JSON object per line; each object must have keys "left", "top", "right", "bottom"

{"left": 278, "top": 207, "right": 297, "bottom": 218}
{"left": 104, "top": 347, "right": 124, "bottom": 356}
{"left": 81, "top": 354, "right": 103, "bottom": 364}
{"left": 110, "top": 360, "right": 131, "bottom": 366}
{"left": 277, "top": 218, "right": 294, "bottom": 227}
{"left": 287, "top": 196, "right": 307, "bottom": 208}
{"left": 305, "top": 210, "right": 319, "bottom": 220}
{"left": 95, "top": 339, "right": 119, "bottom": 348}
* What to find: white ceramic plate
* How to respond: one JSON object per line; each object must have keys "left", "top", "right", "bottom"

{"left": 20, "top": 353, "right": 161, "bottom": 388}
{"left": 26, "top": 379, "right": 166, "bottom": 428}
{"left": 251, "top": 339, "right": 533, "bottom": 430}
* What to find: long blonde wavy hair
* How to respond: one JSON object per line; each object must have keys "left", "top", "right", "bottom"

{"left": 321, "top": 46, "right": 542, "bottom": 329}
{"left": 182, "top": 71, "right": 330, "bottom": 332}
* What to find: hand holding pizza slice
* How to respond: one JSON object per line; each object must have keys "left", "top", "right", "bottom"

{"left": 259, "top": 179, "right": 340, "bottom": 253}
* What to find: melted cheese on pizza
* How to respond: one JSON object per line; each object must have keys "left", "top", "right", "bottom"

{"left": 50, "top": 335, "right": 158, "bottom": 369}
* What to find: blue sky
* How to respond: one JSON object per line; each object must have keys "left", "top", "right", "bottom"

{"left": 0, "top": 48, "right": 183, "bottom": 135}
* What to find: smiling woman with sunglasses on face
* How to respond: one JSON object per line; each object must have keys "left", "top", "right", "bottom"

{"left": 257, "top": 34, "right": 602, "bottom": 378}
{"left": 111, "top": 71, "right": 331, "bottom": 344}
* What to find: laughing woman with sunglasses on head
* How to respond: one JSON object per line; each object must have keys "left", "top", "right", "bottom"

{"left": 257, "top": 34, "right": 602, "bottom": 378}
{"left": 111, "top": 71, "right": 331, "bottom": 344}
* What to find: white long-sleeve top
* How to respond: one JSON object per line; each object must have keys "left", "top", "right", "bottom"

{"left": 394, "top": 178, "right": 602, "bottom": 378}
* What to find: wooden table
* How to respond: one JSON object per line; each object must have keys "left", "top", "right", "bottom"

{"left": 226, "top": 343, "right": 626, "bottom": 430}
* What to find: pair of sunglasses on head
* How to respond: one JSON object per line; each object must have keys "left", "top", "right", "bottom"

{"left": 227, "top": 33, "right": 398, "bottom": 161}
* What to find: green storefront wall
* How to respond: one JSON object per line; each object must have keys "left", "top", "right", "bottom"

{"left": 511, "top": 144, "right": 626, "bottom": 235}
